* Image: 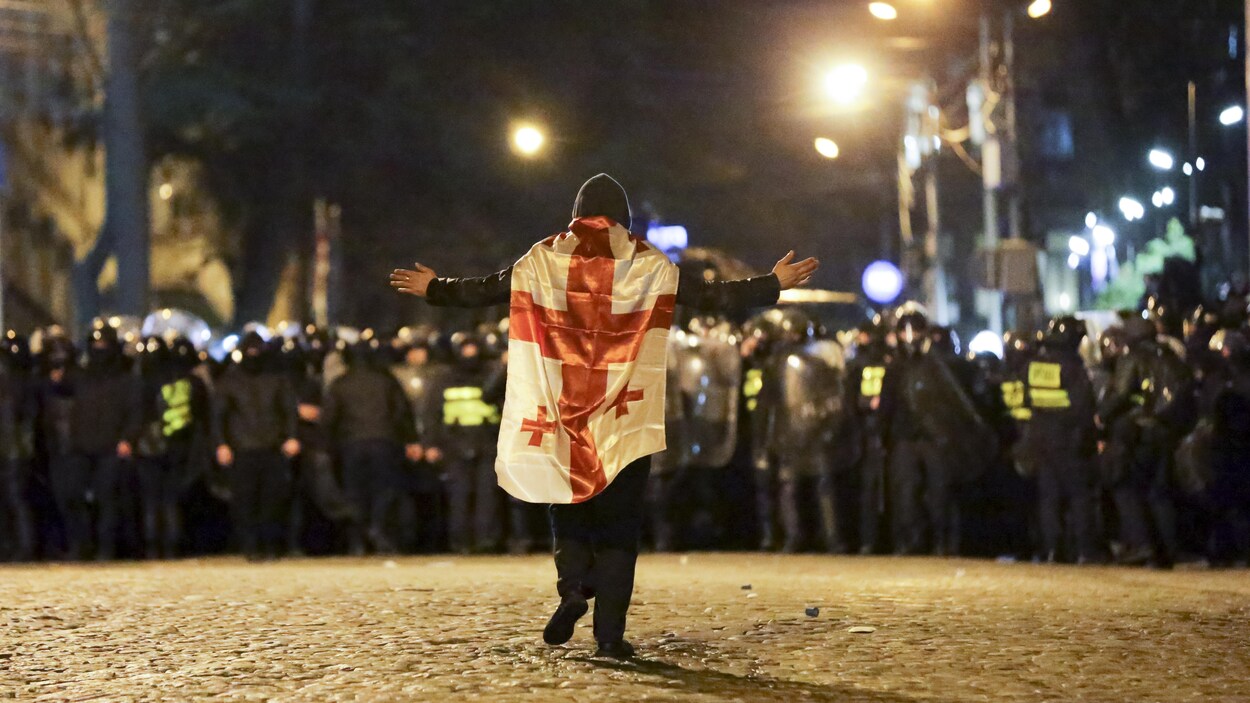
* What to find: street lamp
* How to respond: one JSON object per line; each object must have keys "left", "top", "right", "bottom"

{"left": 1026, "top": 0, "right": 1052, "bottom": 19}
{"left": 868, "top": 2, "right": 898, "bottom": 20}
{"left": 824, "top": 64, "right": 869, "bottom": 105}
{"left": 511, "top": 124, "right": 545, "bottom": 157}
{"left": 1148, "top": 148, "right": 1175, "bottom": 170}
{"left": 1092, "top": 225, "right": 1116, "bottom": 248}
{"left": 1118, "top": 197, "right": 1145, "bottom": 222}
{"left": 1220, "top": 105, "right": 1245, "bottom": 126}
{"left": 814, "top": 137, "right": 840, "bottom": 159}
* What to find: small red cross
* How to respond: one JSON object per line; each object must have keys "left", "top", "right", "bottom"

{"left": 609, "top": 387, "right": 645, "bottom": 419}
{"left": 521, "top": 406, "right": 557, "bottom": 447}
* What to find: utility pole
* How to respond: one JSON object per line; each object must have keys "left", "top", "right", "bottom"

{"left": 977, "top": 12, "right": 1005, "bottom": 334}
{"left": 1188, "top": 80, "right": 1199, "bottom": 231}
{"left": 103, "top": 0, "right": 150, "bottom": 316}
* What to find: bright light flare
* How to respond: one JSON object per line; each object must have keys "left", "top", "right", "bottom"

{"left": 1148, "top": 148, "right": 1174, "bottom": 170}
{"left": 159, "top": 183, "right": 173, "bottom": 200}
{"left": 1220, "top": 105, "right": 1244, "bottom": 126}
{"left": 1068, "top": 236, "right": 1090, "bottom": 257}
{"left": 814, "top": 137, "right": 841, "bottom": 159}
{"left": 1118, "top": 197, "right": 1144, "bottom": 222}
{"left": 862, "top": 260, "right": 904, "bottom": 304}
{"left": 868, "top": 2, "right": 898, "bottom": 20}
{"left": 1092, "top": 225, "right": 1116, "bottom": 248}
{"left": 1027, "top": 0, "right": 1052, "bottom": 18}
{"left": 511, "top": 125, "right": 545, "bottom": 156}
{"left": 1085, "top": 212, "right": 1098, "bottom": 228}
{"left": 824, "top": 64, "right": 869, "bottom": 105}
{"left": 968, "top": 331, "right": 1004, "bottom": 359}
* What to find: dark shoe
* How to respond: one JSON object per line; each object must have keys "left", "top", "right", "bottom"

{"left": 594, "top": 639, "right": 635, "bottom": 660}
{"left": 542, "top": 594, "right": 588, "bottom": 645}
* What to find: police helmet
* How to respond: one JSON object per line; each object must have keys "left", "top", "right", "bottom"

{"left": 1043, "top": 315, "right": 1087, "bottom": 353}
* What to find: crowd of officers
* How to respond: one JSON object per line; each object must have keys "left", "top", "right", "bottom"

{"left": 0, "top": 299, "right": 1247, "bottom": 568}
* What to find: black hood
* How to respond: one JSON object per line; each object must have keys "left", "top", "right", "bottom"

{"left": 572, "top": 173, "right": 631, "bottom": 229}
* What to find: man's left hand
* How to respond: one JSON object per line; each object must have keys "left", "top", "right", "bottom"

{"left": 771, "top": 250, "right": 820, "bottom": 290}
{"left": 390, "top": 262, "right": 438, "bottom": 298}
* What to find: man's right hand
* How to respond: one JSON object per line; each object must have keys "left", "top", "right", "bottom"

{"left": 390, "top": 262, "right": 438, "bottom": 298}
{"left": 771, "top": 251, "right": 820, "bottom": 290}
{"left": 217, "top": 445, "right": 234, "bottom": 467}
{"left": 424, "top": 446, "right": 443, "bottom": 463}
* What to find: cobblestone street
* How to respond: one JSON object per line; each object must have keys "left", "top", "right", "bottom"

{"left": 2, "top": 555, "right": 1248, "bottom": 701}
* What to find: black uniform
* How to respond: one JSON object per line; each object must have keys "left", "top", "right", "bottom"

{"left": 323, "top": 358, "right": 417, "bottom": 554}
{"left": 424, "top": 227, "right": 780, "bottom": 649}
{"left": 39, "top": 334, "right": 141, "bottom": 562}
{"left": 1023, "top": 348, "right": 1099, "bottom": 561}
{"left": 1100, "top": 329, "right": 1193, "bottom": 567}
{"left": 0, "top": 354, "right": 35, "bottom": 561}
{"left": 136, "top": 346, "right": 210, "bottom": 559}
{"left": 212, "top": 351, "right": 299, "bottom": 559}
{"left": 846, "top": 348, "right": 889, "bottom": 554}
{"left": 433, "top": 353, "right": 501, "bottom": 553}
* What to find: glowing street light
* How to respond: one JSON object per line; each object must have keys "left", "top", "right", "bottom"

{"left": 868, "top": 2, "right": 898, "bottom": 20}
{"left": 1148, "top": 148, "right": 1174, "bottom": 171}
{"left": 1027, "top": 0, "right": 1052, "bottom": 19}
{"left": 814, "top": 137, "right": 840, "bottom": 159}
{"left": 1068, "top": 235, "right": 1090, "bottom": 257}
{"left": 1152, "top": 187, "right": 1176, "bottom": 208}
{"left": 1092, "top": 225, "right": 1116, "bottom": 248}
{"left": 1220, "top": 105, "right": 1245, "bottom": 126}
{"left": 824, "top": 63, "right": 869, "bottom": 105}
{"left": 511, "top": 124, "right": 546, "bottom": 157}
{"left": 1118, "top": 197, "right": 1145, "bottom": 222}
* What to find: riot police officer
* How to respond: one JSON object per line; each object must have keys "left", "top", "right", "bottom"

{"left": 1025, "top": 316, "right": 1099, "bottom": 563}
{"left": 880, "top": 305, "right": 990, "bottom": 555}
{"left": 391, "top": 330, "right": 447, "bottom": 551}
{"left": 136, "top": 336, "right": 210, "bottom": 559}
{"left": 323, "top": 334, "right": 420, "bottom": 555}
{"left": 436, "top": 333, "right": 503, "bottom": 552}
{"left": 759, "top": 309, "right": 846, "bottom": 553}
{"left": 80, "top": 326, "right": 140, "bottom": 560}
{"left": 1099, "top": 316, "right": 1193, "bottom": 567}
{"left": 0, "top": 332, "right": 35, "bottom": 561}
{"left": 213, "top": 331, "right": 301, "bottom": 560}
{"left": 846, "top": 317, "right": 890, "bottom": 554}
{"left": 1202, "top": 329, "right": 1250, "bottom": 565}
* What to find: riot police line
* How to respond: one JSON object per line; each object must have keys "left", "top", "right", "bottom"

{"left": 0, "top": 301, "right": 1246, "bottom": 567}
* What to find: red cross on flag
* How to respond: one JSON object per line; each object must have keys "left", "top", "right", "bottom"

{"left": 497, "top": 216, "right": 679, "bottom": 504}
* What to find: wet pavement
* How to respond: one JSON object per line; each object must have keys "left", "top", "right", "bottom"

{"left": 2, "top": 554, "right": 1248, "bottom": 701}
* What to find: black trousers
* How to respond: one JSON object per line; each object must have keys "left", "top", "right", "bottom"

{"left": 1033, "top": 441, "right": 1097, "bottom": 560}
{"left": 1113, "top": 434, "right": 1179, "bottom": 563}
{"left": 889, "top": 439, "right": 954, "bottom": 555}
{"left": 139, "top": 445, "right": 189, "bottom": 559}
{"left": 858, "top": 435, "right": 886, "bottom": 553}
{"left": 445, "top": 453, "right": 501, "bottom": 552}
{"left": 0, "top": 458, "right": 35, "bottom": 560}
{"left": 549, "top": 458, "right": 650, "bottom": 645}
{"left": 227, "top": 450, "right": 291, "bottom": 557}
{"left": 341, "top": 439, "right": 402, "bottom": 552}
{"left": 50, "top": 452, "right": 123, "bottom": 560}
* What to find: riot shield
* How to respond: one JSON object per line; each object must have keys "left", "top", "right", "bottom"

{"left": 670, "top": 329, "right": 742, "bottom": 469}
{"left": 905, "top": 355, "right": 999, "bottom": 482}
{"left": 770, "top": 341, "right": 846, "bottom": 474}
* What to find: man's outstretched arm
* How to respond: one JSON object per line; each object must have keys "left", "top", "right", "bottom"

{"left": 390, "top": 264, "right": 512, "bottom": 308}
{"left": 677, "top": 251, "right": 819, "bottom": 312}
{"left": 390, "top": 251, "right": 818, "bottom": 309}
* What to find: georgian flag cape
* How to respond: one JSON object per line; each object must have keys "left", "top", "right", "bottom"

{"left": 495, "top": 216, "right": 678, "bottom": 504}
